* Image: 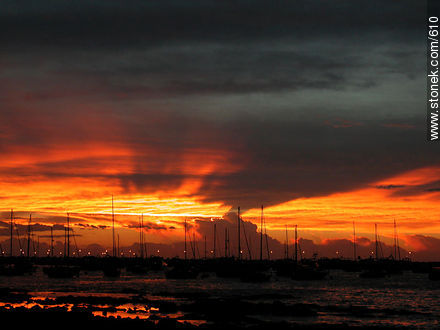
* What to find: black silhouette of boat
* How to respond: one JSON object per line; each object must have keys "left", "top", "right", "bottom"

{"left": 43, "top": 265, "right": 80, "bottom": 278}
{"left": 102, "top": 265, "right": 121, "bottom": 278}
{"left": 126, "top": 263, "right": 149, "bottom": 275}
{"left": 429, "top": 267, "right": 440, "bottom": 280}
{"left": 359, "top": 268, "right": 387, "bottom": 278}
{"left": 0, "top": 262, "right": 35, "bottom": 276}
{"left": 165, "top": 261, "right": 199, "bottom": 279}
{"left": 239, "top": 270, "right": 271, "bottom": 283}
{"left": 292, "top": 264, "right": 328, "bottom": 281}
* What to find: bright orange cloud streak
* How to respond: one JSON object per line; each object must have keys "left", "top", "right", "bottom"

{"left": 0, "top": 139, "right": 237, "bottom": 229}
{"left": 243, "top": 166, "right": 440, "bottom": 245}
{"left": 1, "top": 130, "right": 439, "bottom": 255}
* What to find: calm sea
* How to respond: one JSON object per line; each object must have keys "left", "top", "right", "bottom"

{"left": 1, "top": 268, "right": 439, "bottom": 328}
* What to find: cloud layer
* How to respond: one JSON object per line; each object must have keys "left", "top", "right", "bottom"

{"left": 0, "top": 1, "right": 438, "bottom": 252}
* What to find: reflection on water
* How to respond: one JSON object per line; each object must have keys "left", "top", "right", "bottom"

{"left": 1, "top": 268, "right": 439, "bottom": 328}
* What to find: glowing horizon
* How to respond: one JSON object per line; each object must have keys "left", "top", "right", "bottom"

{"left": 1, "top": 165, "right": 440, "bottom": 256}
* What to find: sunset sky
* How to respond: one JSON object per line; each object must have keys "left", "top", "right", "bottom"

{"left": 0, "top": 1, "right": 438, "bottom": 259}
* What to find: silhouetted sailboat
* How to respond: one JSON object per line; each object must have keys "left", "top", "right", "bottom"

{"left": 43, "top": 264, "right": 80, "bottom": 278}
{"left": 429, "top": 267, "right": 440, "bottom": 280}
{"left": 292, "top": 225, "right": 328, "bottom": 281}
{"left": 239, "top": 266, "right": 271, "bottom": 282}
{"left": 0, "top": 210, "right": 35, "bottom": 276}
{"left": 360, "top": 224, "right": 386, "bottom": 278}
{"left": 102, "top": 263, "right": 122, "bottom": 277}
{"left": 385, "top": 220, "right": 404, "bottom": 275}
{"left": 341, "top": 221, "right": 361, "bottom": 272}
{"left": 102, "top": 196, "right": 121, "bottom": 277}
{"left": 237, "top": 206, "right": 241, "bottom": 259}
{"left": 43, "top": 213, "right": 80, "bottom": 278}
{"left": 165, "top": 258, "right": 199, "bottom": 279}
{"left": 126, "top": 214, "right": 149, "bottom": 274}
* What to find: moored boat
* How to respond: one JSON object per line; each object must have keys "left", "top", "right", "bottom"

{"left": 43, "top": 265, "right": 80, "bottom": 278}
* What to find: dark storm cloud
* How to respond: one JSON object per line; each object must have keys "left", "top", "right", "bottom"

{"left": 192, "top": 117, "right": 440, "bottom": 208}
{"left": 0, "top": 220, "right": 67, "bottom": 237}
{"left": 375, "top": 185, "right": 406, "bottom": 190}
{"left": 426, "top": 188, "right": 440, "bottom": 192}
{"left": 387, "top": 181, "right": 440, "bottom": 198}
{"left": 0, "top": 0, "right": 435, "bottom": 212}
{"left": 0, "top": 1, "right": 424, "bottom": 99}
{"left": 126, "top": 220, "right": 169, "bottom": 231}
{"left": 0, "top": 45, "right": 421, "bottom": 105}
{"left": 1, "top": 110, "right": 438, "bottom": 209}
{"left": 0, "top": 212, "right": 85, "bottom": 226}
{"left": 0, "top": 0, "right": 425, "bottom": 50}
{"left": 0, "top": 0, "right": 425, "bottom": 104}
{"left": 0, "top": 0, "right": 425, "bottom": 101}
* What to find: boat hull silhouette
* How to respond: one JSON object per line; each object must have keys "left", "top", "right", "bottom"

{"left": 292, "top": 266, "right": 328, "bottom": 281}
{"left": 43, "top": 266, "right": 80, "bottom": 278}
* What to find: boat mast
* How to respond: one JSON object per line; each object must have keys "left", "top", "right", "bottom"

{"left": 353, "top": 220, "right": 357, "bottom": 261}
{"left": 184, "top": 218, "right": 187, "bottom": 260}
{"left": 50, "top": 226, "right": 54, "bottom": 257}
{"left": 264, "top": 210, "right": 270, "bottom": 260}
{"left": 285, "top": 225, "right": 289, "bottom": 259}
{"left": 224, "top": 227, "right": 228, "bottom": 257}
{"left": 138, "top": 215, "right": 142, "bottom": 258}
{"left": 138, "top": 215, "right": 142, "bottom": 257}
{"left": 140, "top": 214, "right": 143, "bottom": 258}
{"left": 15, "top": 221, "right": 23, "bottom": 256}
{"left": 237, "top": 206, "right": 241, "bottom": 259}
{"left": 394, "top": 219, "right": 401, "bottom": 261}
{"left": 213, "top": 222, "right": 217, "bottom": 258}
{"left": 375, "top": 223, "right": 378, "bottom": 261}
{"left": 68, "top": 213, "right": 71, "bottom": 257}
{"left": 260, "top": 205, "right": 263, "bottom": 261}
{"left": 141, "top": 214, "right": 144, "bottom": 258}
{"left": 241, "top": 213, "right": 252, "bottom": 260}
{"left": 394, "top": 219, "right": 400, "bottom": 260}
{"left": 27, "top": 214, "right": 31, "bottom": 258}
{"left": 10, "top": 209, "right": 13, "bottom": 257}
{"left": 294, "top": 225, "right": 298, "bottom": 264}
{"left": 139, "top": 214, "right": 145, "bottom": 258}
{"left": 393, "top": 219, "right": 397, "bottom": 260}
{"left": 112, "top": 195, "right": 116, "bottom": 257}
{"left": 64, "top": 217, "right": 67, "bottom": 257}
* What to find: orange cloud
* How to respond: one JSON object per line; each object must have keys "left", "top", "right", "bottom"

{"left": 242, "top": 166, "right": 440, "bottom": 245}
